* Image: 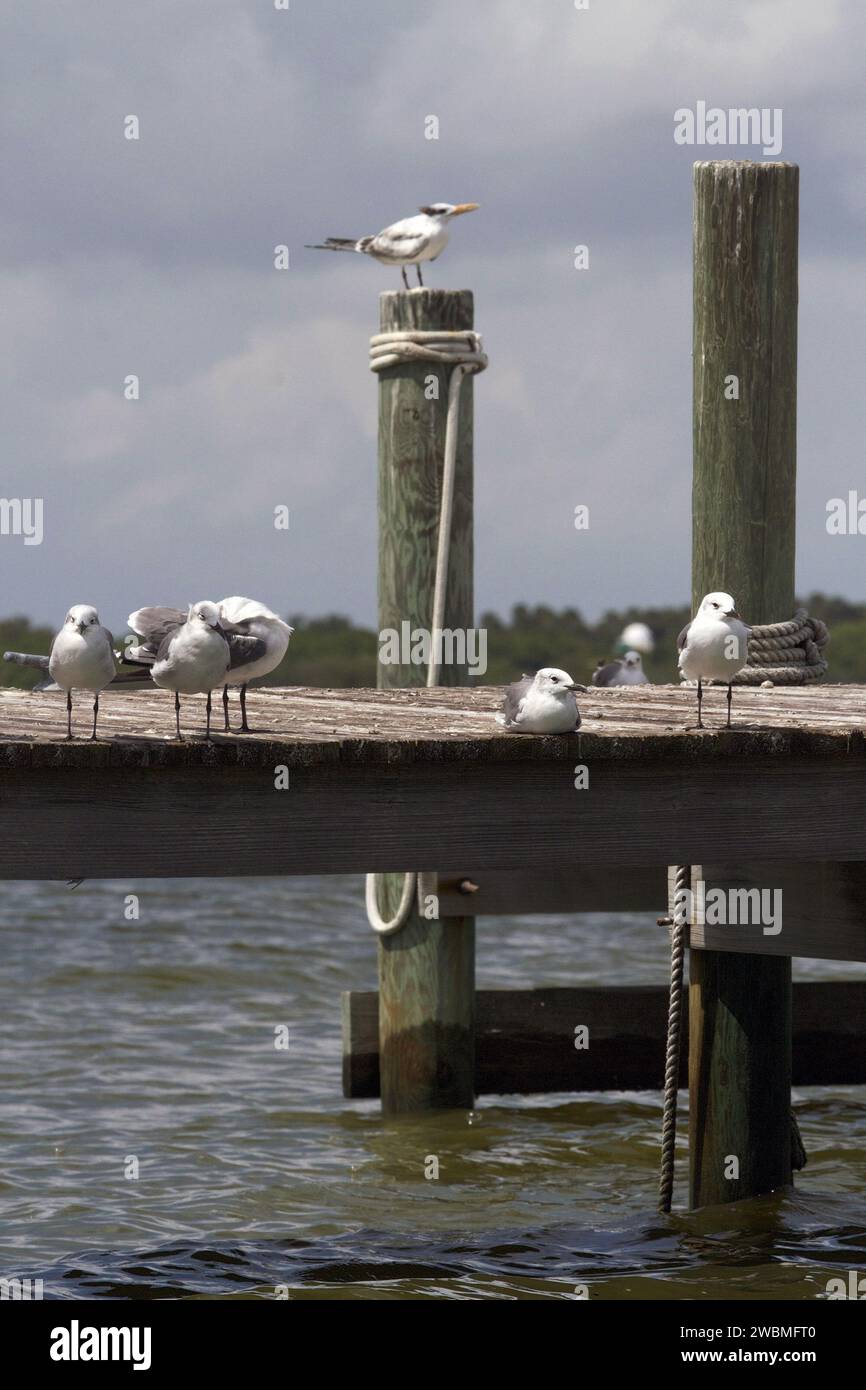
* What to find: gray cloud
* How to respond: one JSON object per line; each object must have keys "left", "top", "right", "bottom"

{"left": 2, "top": 0, "right": 864, "bottom": 634}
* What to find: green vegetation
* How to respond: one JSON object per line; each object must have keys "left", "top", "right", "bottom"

{"left": 2, "top": 593, "right": 864, "bottom": 690}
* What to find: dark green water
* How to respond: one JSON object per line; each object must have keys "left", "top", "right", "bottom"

{"left": 1, "top": 877, "right": 863, "bottom": 1300}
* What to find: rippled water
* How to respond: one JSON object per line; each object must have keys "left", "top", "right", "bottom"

{"left": 1, "top": 877, "right": 863, "bottom": 1300}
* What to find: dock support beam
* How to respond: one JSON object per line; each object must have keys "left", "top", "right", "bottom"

{"left": 689, "top": 161, "right": 799, "bottom": 1206}
{"left": 374, "top": 288, "right": 476, "bottom": 1114}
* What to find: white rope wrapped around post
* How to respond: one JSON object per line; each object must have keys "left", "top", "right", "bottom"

{"left": 365, "top": 329, "right": 487, "bottom": 936}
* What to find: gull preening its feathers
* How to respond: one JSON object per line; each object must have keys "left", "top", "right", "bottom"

{"left": 497, "top": 668, "right": 584, "bottom": 735}
{"left": 306, "top": 202, "right": 480, "bottom": 289}
{"left": 126, "top": 596, "right": 291, "bottom": 734}
{"left": 48, "top": 605, "right": 116, "bottom": 740}
{"left": 592, "top": 650, "right": 649, "bottom": 687}
{"left": 678, "top": 591, "right": 751, "bottom": 728}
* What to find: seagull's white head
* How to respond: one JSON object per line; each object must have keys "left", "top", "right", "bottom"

{"left": 65, "top": 604, "right": 100, "bottom": 635}
{"left": 698, "top": 591, "right": 742, "bottom": 622}
{"left": 189, "top": 600, "right": 221, "bottom": 629}
{"left": 534, "top": 667, "right": 580, "bottom": 696}
{"left": 622, "top": 650, "right": 643, "bottom": 671}
{"left": 419, "top": 202, "right": 479, "bottom": 219}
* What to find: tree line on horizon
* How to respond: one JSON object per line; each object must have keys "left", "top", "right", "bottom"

{"left": 2, "top": 593, "right": 864, "bottom": 690}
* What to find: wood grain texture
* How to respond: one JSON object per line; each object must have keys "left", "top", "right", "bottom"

{"left": 692, "top": 161, "right": 799, "bottom": 624}
{"left": 436, "top": 866, "right": 667, "bottom": 916}
{"left": 691, "top": 161, "right": 800, "bottom": 1209}
{"left": 2, "top": 740, "right": 866, "bottom": 879}
{"left": 687, "top": 862, "right": 866, "bottom": 962}
{"left": 2, "top": 682, "right": 865, "bottom": 760}
{"left": 342, "top": 983, "right": 866, "bottom": 1098}
{"left": 689, "top": 950, "right": 792, "bottom": 1207}
{"left": 375, "top": 289, "right": 476, "bottom": 1112}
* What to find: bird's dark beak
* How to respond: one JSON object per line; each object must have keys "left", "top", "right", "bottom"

{"left": 726, "top": 609, "right": 742, "bottom": 620}
{"left": 566, "top": 683, "right": 585, "bottom": 692}
{"left": 77, "top": 623, "right": 87, "bottom": 634}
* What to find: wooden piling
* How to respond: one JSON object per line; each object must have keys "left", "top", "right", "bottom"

{"left": 689, "top": 161, "right": 798, "bottom": 1208}
{"left": 374, "top": 288, "right": 476, "bottom": 1114}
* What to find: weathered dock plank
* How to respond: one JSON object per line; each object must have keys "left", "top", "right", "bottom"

{"left": 0, "top": 685, "right": 864, "bottom": 880}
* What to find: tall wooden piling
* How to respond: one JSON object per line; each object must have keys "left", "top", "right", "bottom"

{"left": 374, "top": 288, "right": 476, "bottom": 1114}
{"left": 689, "top": 161, "right": 798, "bottom": 1207}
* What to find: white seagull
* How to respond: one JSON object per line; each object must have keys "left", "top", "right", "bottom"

{"left": 126, "top": 597, "right": 292, "bottom": 733}
{"left": 48, "top": 604, "right": 116, "bottom": 740}
{"left": 217, "top": 596, "right": 293, "bottom": 732}
{"left": 306, "top": 202, "right": 479, "bottom": 289}
{"left": 678, "top": 591, "right": 751, "bottom": 728}
{"left": 592, "top": 650, "right": 650, "bottom": 688}
{"left": 496, "top": 668, "right": 584, "bottom": 734}
{"left": 127, "top": 602, "right": 231, "bottom": 740}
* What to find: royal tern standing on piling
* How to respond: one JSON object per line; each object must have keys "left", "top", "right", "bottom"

{"left": 306, "top": 203, "right": 479, "bottom": 289}
{"left": 496, "top": 668, "right": 584, "bottom": 734}
{"left": 48, "top": 605, "right": 116, "bottom": 740}
{"left": 127, "top": 602, "right": 231, "bottom": 740}
{"left": 678, "top": 592, "right": 750, "bottom": 728}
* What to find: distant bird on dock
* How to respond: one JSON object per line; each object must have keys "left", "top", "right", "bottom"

{"left": 127, "top": 597, "right": 292, "bottom": 733}
{"left": 678, "top": 591, "right": 750, "bottom": 729}
{"left": 592, "top": 650, "right": 650, "bottom": 687}
{"left": 47, "top": 605, "right": 116, "bottom": 740}
{"left": 306, "top": 202, "right": 479, "bottom": 289}
{"left": 127, "top": 602, "right": 231, "bottom": 740}
{"left": 497, "top": 668, "right": 584, "bottom": 734}
{"left": 617, "top": 621, "right": 655, "bottom": 655}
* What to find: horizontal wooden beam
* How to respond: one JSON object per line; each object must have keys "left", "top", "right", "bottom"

{"left": 673, "top": 862, "right": 866, "bottom": 962}
{"left": 342, "top": 982, "right": 866, "bottom": 1098}
{"left": 436, "top": 867, "right": 666, "bottom": 916}
{"left": 2, "top": 754, "right": 866, "bottom": 879}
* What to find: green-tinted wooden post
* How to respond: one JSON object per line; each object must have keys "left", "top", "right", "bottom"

{"left": 689, "top": 161, "right": 798, "bottom": 1207}
{"left": 375, "top": 288, "right": 475, "bottom": 1114}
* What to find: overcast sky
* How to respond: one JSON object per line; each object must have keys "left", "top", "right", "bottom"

{"left": 2, "top": 0, "right": 864, "bottom": 633}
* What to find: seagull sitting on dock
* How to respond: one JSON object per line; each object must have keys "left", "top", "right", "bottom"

{"left": 127, "top": 602, "right": 231, "bottom": 740}
{"left": 306, "top": 203, "right": 479, "bottom": 289}
{"left": 47, "top": 605, "right": 116, "bottom": 740}
{"left": 496, "top": 668, "right": 584, "bottom": 734}
{"left": 592, "top": 650, "right": 649, "bottom": 687}
{"left": 678, "top": 591, "right": 750, "bottom": 729}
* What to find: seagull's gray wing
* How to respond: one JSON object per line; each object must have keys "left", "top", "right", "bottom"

{"left": 126, "top": 607, "right": 185, "bottom": 662}
{"left": 129, "top": 606, "right": 186, "bottom": 640}
{"left": 225, "top": 631, "right": 268, "bottom": 671}
{"left": 502, "top": 675, "right": 532, "bottom": 725}
{"left": 677, "top": 622, "right": 691, "bottom": 652}
{"left": 592, "top": 660, "right": 622, "bottom": 688}
{"left": 98, "top": 625, "right": 114, "bottom": 649}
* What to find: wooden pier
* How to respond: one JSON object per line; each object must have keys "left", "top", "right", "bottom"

{"left": 0, "top": 682, "right": 864, "bottom": 884}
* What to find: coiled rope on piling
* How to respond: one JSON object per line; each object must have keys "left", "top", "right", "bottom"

{"left": 658, "top": 865, "right": 689, "bottom": 1215}
{"left": 365, "top": 329, "right": 488, "bottom": 936}
{"left": 733, "top": 610, "right": 829, "bottom": 684}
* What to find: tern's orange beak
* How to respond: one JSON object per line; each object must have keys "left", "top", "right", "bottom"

{"left": 451, "top": 203, "right": 480, "bottom": 215}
